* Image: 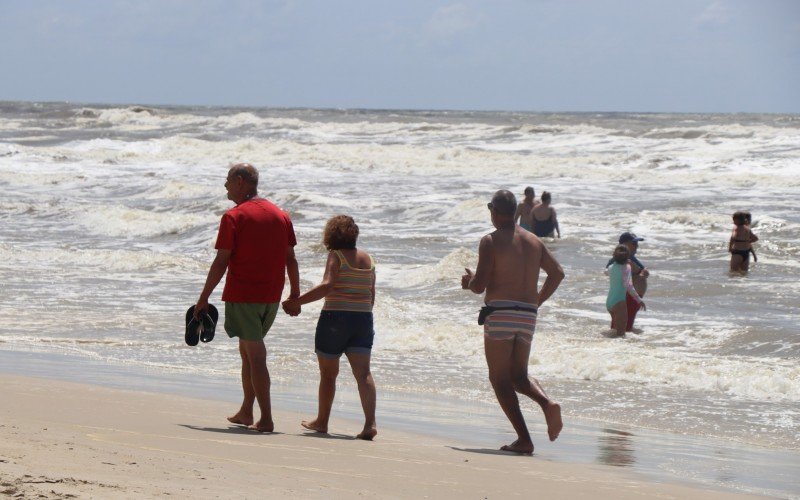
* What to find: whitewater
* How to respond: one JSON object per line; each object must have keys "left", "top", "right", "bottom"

{"left": 1, "top": 101, "right": 798, "bottom": 451}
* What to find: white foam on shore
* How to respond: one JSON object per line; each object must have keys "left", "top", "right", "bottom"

{"left": 533, "top": 335, "right": 800, "bottom": 402}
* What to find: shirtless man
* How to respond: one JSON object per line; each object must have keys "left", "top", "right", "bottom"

{"left": 462, "top": 189, "right": 565, "bottom": 454}
{"left": 513, "top": 186, "right": 538, "bottom": 232}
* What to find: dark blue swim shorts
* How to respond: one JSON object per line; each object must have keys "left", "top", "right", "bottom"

{"left": 315, "top": 310, "right": 374, "bottom": 358}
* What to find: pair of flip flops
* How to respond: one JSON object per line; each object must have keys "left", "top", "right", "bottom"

{"left": 185, "top": 304, "right": 218, "bottom": 346}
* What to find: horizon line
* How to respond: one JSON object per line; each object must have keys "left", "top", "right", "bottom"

{"left": 2, "top": 99, "right": 798, "bottom": 116}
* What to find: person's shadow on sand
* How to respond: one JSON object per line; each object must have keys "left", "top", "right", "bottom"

{"left": 448, "top": 446, "right": 532, "bottom": 457}
{"left": 178, "top": 424, "right": 284, "bottom": 436}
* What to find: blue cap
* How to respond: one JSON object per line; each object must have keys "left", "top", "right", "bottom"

{"left": 619, "top": 232, "right": 644, "bottom": 244}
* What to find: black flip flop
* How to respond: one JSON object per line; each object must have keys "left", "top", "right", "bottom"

{"left": 185, "top": 305, "right": 201, "bottom": 346}
{"left": 200, "top": 304, "right": 218, "bottom": 343}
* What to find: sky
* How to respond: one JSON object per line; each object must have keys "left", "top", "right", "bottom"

{"left": 1, "top": 0, "right": 798, "bottom": 112}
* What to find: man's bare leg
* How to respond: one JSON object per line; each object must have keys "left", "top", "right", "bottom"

{"left": 241, "top": 339, "right": 273, "bottom": 432}
{"left": 484, "top": 336, "right": 533, "bottom": 454}
{"left": 301, "top": 355, "right": 338, "bottom": 434}
{"left": 510, "top": 335, "right": 562, "bottom": 442}
{"left": 228, "top": 341, "right": 255, "bottom": 426}
{"left": 346, "top": 352, "right": 377, "bottom": 440}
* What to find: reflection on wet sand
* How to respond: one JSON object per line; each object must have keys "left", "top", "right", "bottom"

{"left": 597, "top": 428, "right": 636, "bottom": 467}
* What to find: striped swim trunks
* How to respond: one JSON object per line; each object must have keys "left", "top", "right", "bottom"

{"left": 483, "top": 300, "right": 538, "bottom": 344}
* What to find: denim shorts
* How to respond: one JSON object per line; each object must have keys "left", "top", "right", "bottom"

{"left": 315, "top": 310, "right": 374, "bottom": 358}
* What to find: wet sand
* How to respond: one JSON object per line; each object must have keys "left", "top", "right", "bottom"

{"left": 0, "top": 374, "right": 761, "bottom": 499}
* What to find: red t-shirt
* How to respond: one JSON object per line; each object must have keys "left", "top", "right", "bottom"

{"left": 215, "top": 198, "right": 297, "bottom": 303}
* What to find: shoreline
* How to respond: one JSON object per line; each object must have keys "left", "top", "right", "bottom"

{"left": 0, "top": 372, "right": 765, "bottom": 499}
{"left": 1, "top": 348, "right": 798, "bottom": 497}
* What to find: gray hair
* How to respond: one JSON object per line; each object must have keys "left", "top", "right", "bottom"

{"left": 490, "top": 190, "right": 517, "bottom": 216}
{"left": 229, "top": 163, "right": 259, "bottom": 194}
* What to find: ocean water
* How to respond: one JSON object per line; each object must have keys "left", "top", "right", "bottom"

{"left": 1, "top": 102, "right": 799, "bottom": 454}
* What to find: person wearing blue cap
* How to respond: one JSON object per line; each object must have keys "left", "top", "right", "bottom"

{"left": 606, "top": 232, "right": 649, "bottom": 332}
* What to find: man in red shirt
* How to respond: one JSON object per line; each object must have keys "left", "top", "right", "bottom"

{"left": 195, "top": 163, "right": 300, "bottom": 432}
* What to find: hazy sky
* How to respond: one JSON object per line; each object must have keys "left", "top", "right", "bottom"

{"left": 1, "top": 0, "right": 798, "bottom": 112}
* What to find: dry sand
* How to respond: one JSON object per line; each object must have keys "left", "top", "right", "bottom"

{"left": 0, "top": 374, "right": 759, "bottom": 499}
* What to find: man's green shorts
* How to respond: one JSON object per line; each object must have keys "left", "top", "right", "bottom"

{"left": 224, "top": 302, "right": 279, "bottom": 341}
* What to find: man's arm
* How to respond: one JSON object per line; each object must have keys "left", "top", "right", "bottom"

{"left": 630, "top": 255, "right": 649, "bottom": 278}
{"left": 537, "top": 244, "right": 564, "bottom": 306}
{"left": 286, "top": 246, "right": 300, "bottom": 298}
{"left": 195, "top": 248, "right": 231, "bottom": 319}
{"left": 463, "top": 235, "right": 493, "bottom": 294}
{"left": 281, "top": 246, "right": 301, "bottom": 316}
{"left": 514, "top": 204, "right": 522, "bottom": 224}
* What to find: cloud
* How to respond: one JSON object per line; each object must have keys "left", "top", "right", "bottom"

{"left": 694, "top": 1, "right": 732, "bottom": 28}
{"left": 423, "top": 3, "right": 480, "bottom": 42}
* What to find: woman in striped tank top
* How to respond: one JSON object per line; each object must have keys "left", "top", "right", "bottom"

{"left": 282, "top": 215, "right": 377, "bottom": 440}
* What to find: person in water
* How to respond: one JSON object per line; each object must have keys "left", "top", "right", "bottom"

{"left": 514, "top": 186, "right": 538, "bottom": 232}
{"left": 462, "top": 190, "right": 564, "bottom": 454}
{"left": 729, "top": 211, "right": 758, "bottom": 272}
{"left": 282, "top": 215, "right": 378, "bottom": 440}
{"left": 531, "top": 191, "right": 560, "bottom": 238}
{"left": 607, "top": 244, "right": 645, "bottom": 336}
{"left": 611, "top": 232, "right": 649, "bottom": 332}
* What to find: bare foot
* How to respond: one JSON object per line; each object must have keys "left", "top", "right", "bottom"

{"left": 356, "top": 426, "right": 377, "bottom": 441}
{"left": 248, "top": 419, "right": 274, "bottom": 433}
{"left": 500, "top": 439, "right": 533, "bottom": 455}
{"left": 301, "top": 419, "right": 328, "bottom": 434}
{"left": 544, "top": 402, "right": 563, "bottom": 441}
{"left": 227, "top": 413, "right": 253, "bottom": 426}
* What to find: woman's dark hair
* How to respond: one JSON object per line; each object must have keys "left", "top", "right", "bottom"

{"left": 541, "top": 191, "right": 552, "bottom": 203}
{"left": 732, "top": 211, "right": 748, "bottom": 226}
{"left": 324, "top": 215, "right": 359, "bottom": 250}
{"left": 613, "top": 244, "right": 629, "bottom": 264}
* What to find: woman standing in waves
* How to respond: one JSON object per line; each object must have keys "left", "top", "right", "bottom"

{"left": 729, "top": 211, "right": 758, "bottom": 272}
{"left": 282, "top": 215, "right": 378, "bottom": 440}
{"left": 531, "top": 191, "right": 561, "bottom": 239}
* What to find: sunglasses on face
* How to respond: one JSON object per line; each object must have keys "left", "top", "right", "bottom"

{"left": 487, "top": 203, "right": 494, "bottom": 210}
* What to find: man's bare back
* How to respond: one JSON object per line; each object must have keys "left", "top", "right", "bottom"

{"left": 484, "top": 228, "right": 543, "bottom": 304}
{"left": 471, "top": 227, "right": 562, "bottom": 307}
{"left": 515, "top": 201, "right": 535, "bottom": 227}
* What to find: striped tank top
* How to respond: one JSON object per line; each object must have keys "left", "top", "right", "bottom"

{"left": 322, "top": 250, "right": 375, "bottom": 312}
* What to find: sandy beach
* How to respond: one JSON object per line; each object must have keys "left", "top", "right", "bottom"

{"left": 0, "top": 374, "right": 761, "bottom": 499}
